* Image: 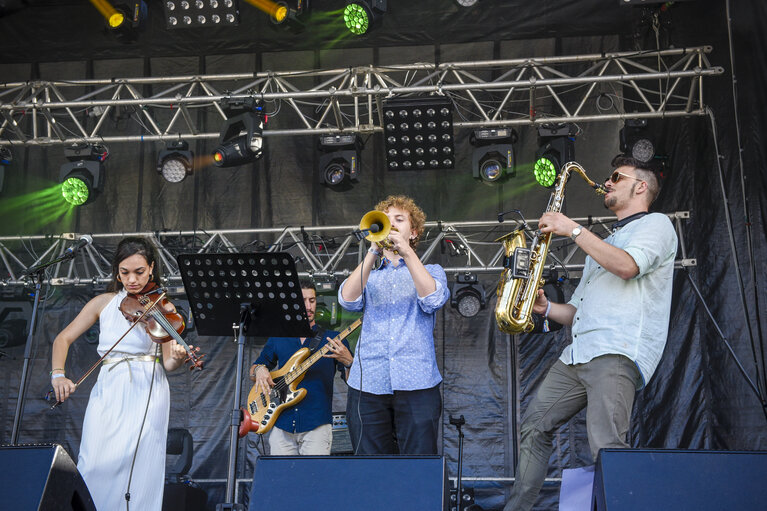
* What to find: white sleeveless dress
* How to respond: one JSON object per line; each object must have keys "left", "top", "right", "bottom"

{"left": 77, "top": 290, "right": 170, "bottom": 511}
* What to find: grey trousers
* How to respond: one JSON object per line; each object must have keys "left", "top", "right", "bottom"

{"left": 504, "top": 354, "right": 641, "bottom": 511}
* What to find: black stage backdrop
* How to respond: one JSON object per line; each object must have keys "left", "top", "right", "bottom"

{"left": 1, "top": 1, "right": 766, "bottom": 510}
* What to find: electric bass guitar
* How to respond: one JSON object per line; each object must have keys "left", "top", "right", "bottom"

{"left": 239, "top": 318, "right": 362, "bottom": 437}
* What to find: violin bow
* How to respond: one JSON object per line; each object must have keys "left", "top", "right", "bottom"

{"left": 50, "top": 291, "right": 167, "bottom": 409}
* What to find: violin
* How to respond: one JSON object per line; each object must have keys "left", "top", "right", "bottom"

{"left": 119, "top": 282, "right": 204, "bottom": 371}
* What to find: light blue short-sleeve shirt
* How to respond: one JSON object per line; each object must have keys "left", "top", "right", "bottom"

{"left": 562, "top": 212, "right": 678, "bottom": 387}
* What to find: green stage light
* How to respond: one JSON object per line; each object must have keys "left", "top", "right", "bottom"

{"left": 533, "top": 123, "right": 576, "bottom": 188}
{"left": 343, "top": 4, "right": 368, "bottom": 35}
{"left": 343, "top": 0, "right": 385, "bottom": 35}
{"left": 533, "top": 157, "right": 557, "bottom": 187}
{"left": 59, "top": 144, "right": 107, "bottom": 206}
{"left": 61, "top": 176, "right": 91, "bottom": 206}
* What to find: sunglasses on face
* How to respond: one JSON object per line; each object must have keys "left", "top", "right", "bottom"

{"left": 606, "top": 171, "right": 644, "bottom": 184}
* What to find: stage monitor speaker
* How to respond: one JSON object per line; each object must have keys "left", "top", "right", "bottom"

{"left": 0, "top": 443, "right": 96, "bottom": 511}
{"left": 593, "top": 448, "right": 767, "bottom": 511}
{"left": 249, "top": 455, "right": 448, "bottom": 510}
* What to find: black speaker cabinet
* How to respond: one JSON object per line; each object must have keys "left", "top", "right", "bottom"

{"left": 249, "top": 455, "right": 449, "bottom": 510}
{"left": 0, "top": 444, "right": 96, "bottom": 511}
{"left": 593, "top": 448, "right": 767, "bottom": 511}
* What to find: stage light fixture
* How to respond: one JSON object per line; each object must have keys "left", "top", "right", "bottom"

{"left": 164, "top": 0, "right": 239, "bottom": 28}
{"left": 454, "top": 0, "right": 478, "bottom": 6}
{"left": 212, "top": 104, "right": 265, "bottom": 168}
{"left": 533, "top": 123, "right": 576, "bottom": 188}
{"left": 470, "top": 128, "right": 517, "bottom": 183}
{"left": 107, "top": 2, "right": 148, "bottom": 43}
{"left": 270, "top": 0, "right": 308, "bottom": 32}
{"left": 343, "top": 0, "right": 386, "bottom": 35}
{"left": 619, "top": 118, "right": 656, "bottom": 164}
{"left": 157, "top": 140, "right": 193, "bottom": 183}
{"left": 318, "top": 133, "right": 362, "bottom": 190}
{"left": 450, "top": 272, "right": 486, "bottom": 318}
{"left": 59, "top": 143, "right": 108, "bottom": 206}
{"left": 383, "top": 97, "right": 455, "bottom": 171}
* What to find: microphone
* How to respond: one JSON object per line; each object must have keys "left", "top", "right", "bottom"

{"left": 351, "top": 223, "right": 382, "bottom": 241}
{"left": 65, "top": 234, "right": 93, "bottom": 256}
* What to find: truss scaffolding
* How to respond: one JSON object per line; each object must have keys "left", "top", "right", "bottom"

{"left": 0, "top": 213, "right": 694, "bottom": 292}
{"left": 0, "top": 47, "right": 722, "bottom": 146}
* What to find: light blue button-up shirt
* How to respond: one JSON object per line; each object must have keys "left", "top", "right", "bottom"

{"left": 338, "top": 259, "right": 450, "bottom": 394}
{"left": 562, "top": 212, "right": 678, "bottom": 388}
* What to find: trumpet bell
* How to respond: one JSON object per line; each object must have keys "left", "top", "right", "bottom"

{"left": 359, "top": 210, "right": 391, "bottom": 243}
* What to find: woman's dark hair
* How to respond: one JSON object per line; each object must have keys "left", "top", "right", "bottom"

{"left": 107, "top": 237, "right": 162, "bottom": 292}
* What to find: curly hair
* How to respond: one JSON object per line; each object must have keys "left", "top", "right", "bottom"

{"left": 375, "top": 195, "right": 427, "bottom": 250}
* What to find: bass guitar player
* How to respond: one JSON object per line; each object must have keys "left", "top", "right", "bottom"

{"left": 247, "top": 279, "right": 353, "bottom": 455}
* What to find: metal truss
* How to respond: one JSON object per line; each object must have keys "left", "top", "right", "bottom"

{"left": 0, "top": 212, "right": 694, "bottom": 290}
{"left": 0, "top": 47, "right": 722, "bottom": 146}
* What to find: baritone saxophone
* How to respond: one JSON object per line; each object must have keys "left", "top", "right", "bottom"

{"left": 495, "top": 162, "right": 606, "bottom": 334}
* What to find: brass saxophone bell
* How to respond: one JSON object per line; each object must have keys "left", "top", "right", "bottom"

{"left": 359, "top": 210, "right": 396, "bottom": 252}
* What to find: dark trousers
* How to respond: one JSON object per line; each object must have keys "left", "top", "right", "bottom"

{"left": 346, "top": 384, "right": 442, "bottom": 455}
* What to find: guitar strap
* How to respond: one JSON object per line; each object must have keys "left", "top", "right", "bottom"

{"left": 306, "top": 325, "right": 326, "bottom": 353}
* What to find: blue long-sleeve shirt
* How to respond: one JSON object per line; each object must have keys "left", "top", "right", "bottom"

{"left": 338, "top": 258, "right": 450, "bottom": 394}
{"left": 253, "top": 325, "right": 345, "bottom": 433}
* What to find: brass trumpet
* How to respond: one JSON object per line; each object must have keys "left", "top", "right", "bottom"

{"left": 359, "top": 210, "right": 398, "bottom": 253}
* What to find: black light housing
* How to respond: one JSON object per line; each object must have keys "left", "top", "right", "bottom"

{"left": 164, "top": 0, "right": 239, "bottom": 28}
{"left": 383, "top": 96, "right": 455, "bottom": 171}
{"left": 157, "top": 140, "right": 193, "bottom": 183}
{"left": 59, "top": 143, "right": 108, "bottom": 206}
{"left": 619, "top": 118, "right": 656, "bottom": 164}
{"left": 212, "top": 104, "right": 265, "bottom": 168}
{"left": 318, "top": 133, "right": 361, "bottom": 190}
{"left": 450, "top": 272, "right": 486, "bottom": 318}
{"left": 533, "top": 123, "right": 576, "bottom": 188}
{"left": 471, "top": 128, "right": 517, "bottom": 183}
{"left": 107, "top": 2, "right": 148, "bottom": 44}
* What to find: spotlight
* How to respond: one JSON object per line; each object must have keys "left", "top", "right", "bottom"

{"left": 59, "top": 143, "right": 108, "bottom": 206}
{"left": 450, "top": 272, "right": 486, "bottom": 318}
{"left": 533, "top": 123, "right": 576, "bottom": 188}
{"left": 107, "top": 2, "right": 148, "bottom": 43}
{"left": 318, "top": 133, "right": 362, "bottom": 190}
{"left": 470, "top": 128, "right": 517, "bottom": 183}
{"left": 343, "top": 0, "right": 386, "bottom": 35}
{"left": 212, "top": 104, "right": 265, "bottom": 168}
{"left": 454, "top": 0, "right": 478, "bottom": 5}
{"left": 383, "top": 97, "right": 455, "bottom": 171}
{"left": 619, "top": 119, "right": 656, "bottom": 164}
{"left": 164, "top": 0, "right": 239, "bottom": 28}
{"left": 270, "top": 0, "right": 308, "bottom": 32}
{"left": 157, "top": 140, "right": 193, "bottom": 183}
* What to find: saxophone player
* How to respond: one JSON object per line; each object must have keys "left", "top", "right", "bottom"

{"left": 504, "top": 156, "right": 678, "bottom": 511}
{"left": 338, "top": 195, "right": 450, "bottom": 455}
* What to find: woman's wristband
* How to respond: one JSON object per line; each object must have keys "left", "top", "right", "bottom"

{"left": 51, "top": 373, "right": 65, "bottom": 380}
{"left": 544, "top": 299, "right": 552, "bottom": 318}
{"left": 367, "top": 247, "right": 382, "bottom": 256}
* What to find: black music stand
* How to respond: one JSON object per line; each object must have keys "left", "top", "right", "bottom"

{"left": 177, "top": 252, "right": 312, "bottom": 511}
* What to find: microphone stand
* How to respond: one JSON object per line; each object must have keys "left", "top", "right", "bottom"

{"left": 9, "top": 251, "right": 76, "bottom": 444}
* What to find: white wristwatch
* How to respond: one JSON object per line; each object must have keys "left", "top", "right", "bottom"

{"left": 570, "top": 226, "right": 583, "bottom": 241}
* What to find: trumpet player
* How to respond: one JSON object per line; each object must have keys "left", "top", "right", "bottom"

{"left": 504, "top": 156, "right": 678, "bottom": 511}
{"left": 338, "top": 195, "right": 450, "bottom": 455}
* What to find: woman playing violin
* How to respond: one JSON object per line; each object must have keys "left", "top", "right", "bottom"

{"left": 51, "top": 237, "right": 190, "bottom": 511}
